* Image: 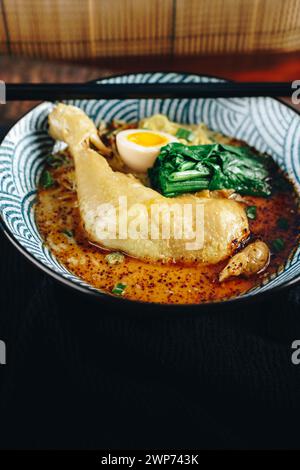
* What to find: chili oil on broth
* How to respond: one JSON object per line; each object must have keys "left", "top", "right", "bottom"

{"left": 35, "top": 154, "right": 300, "bottom": 305}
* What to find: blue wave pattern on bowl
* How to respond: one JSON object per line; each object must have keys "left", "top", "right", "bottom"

{"left": 0, "top": 73, "right": 300, "bottom": 299}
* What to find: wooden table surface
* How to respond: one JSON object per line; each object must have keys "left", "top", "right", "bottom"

{"left": 0, "top": 52, "right": 300, "bottom": 126}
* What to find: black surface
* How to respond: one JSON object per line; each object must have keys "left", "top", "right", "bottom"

{"left": 1, "top": 127, "right": 300, "bottom": 449}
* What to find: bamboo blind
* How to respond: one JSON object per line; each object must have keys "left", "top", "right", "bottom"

{"left": 0, "top": 0, "right": 299, "bottom": 59}
{"left": 0, "top": 0, "right": 8, "bottom": 54}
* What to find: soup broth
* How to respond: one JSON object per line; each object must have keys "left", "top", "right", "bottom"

{"left": 35, "top": 148, "right": 299, "bottom": 304}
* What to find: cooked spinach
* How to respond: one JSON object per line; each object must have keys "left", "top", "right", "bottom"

{"left": 149, "top": 142, "right": 272, "bottom": 197}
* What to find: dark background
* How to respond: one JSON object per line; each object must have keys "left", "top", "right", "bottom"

{"left": 1, "top": 55, "right": 300, "bottom": 449}
{"left": 1, "top": 224, "right": 300, "bottom": 449}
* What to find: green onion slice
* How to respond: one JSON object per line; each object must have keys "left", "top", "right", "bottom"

{"left": 40, "top": 170, "right": 55, "bottom": 189}
{"left": 272, "top": 238, "right": 285, "bottom": 253}
{"left": 175, "top": 127, "right": 195, "bottom": 142}
{"left": 105, "top": 252, "right": 125, "bottom": 266}
{"left": 61, "top": 229, "right": 73, "bottom": 238}
{"left": 246, "top": 205, "right": 257, "bottom": 220}
{"left": 112, "top": 282, "right": 127, "bottom": 296}
{"left": 277, "top": 218, "right": 289, "bottom": 230}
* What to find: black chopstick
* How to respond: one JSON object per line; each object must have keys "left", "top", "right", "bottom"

{"left": 5, "top": 82, "right": 293, "bottom": 100}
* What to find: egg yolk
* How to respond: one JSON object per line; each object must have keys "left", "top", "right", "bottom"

{"left": 127, "top": 132, "right": 168, "bottom": 147}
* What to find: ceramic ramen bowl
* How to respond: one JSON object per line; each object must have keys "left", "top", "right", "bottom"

{"left": 0, "top": 73, "right": 300, "bottom": 309}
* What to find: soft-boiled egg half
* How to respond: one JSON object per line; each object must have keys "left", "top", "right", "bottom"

{"left": 116, "top": 129, "right": 178, "bottom": 172}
